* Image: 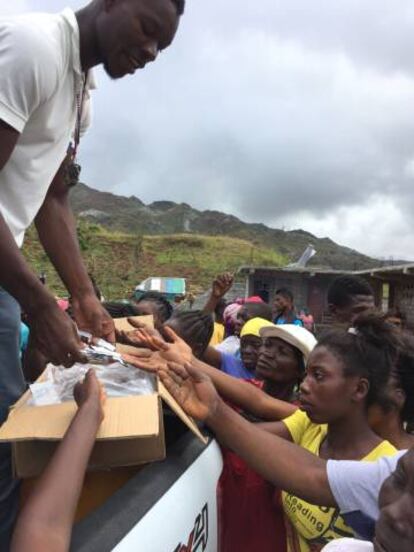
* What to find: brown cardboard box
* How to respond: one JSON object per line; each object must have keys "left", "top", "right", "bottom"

{"left": 113, "top": 315, "right": 154, "bottom": 332}
{"left": 0, "top": 373, "right": 207, "bottom": 479}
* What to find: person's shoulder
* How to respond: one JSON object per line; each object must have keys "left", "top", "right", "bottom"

{"left": 1, "top": 13, "right": 64, "bottom": 86}
{"left": 364, "top": 440, "right": 397, "bottom": 461}
{"left": 283, "top": 408, "right": 320, "bottom": 446}
{"left": 220, "top": 352, "right": 241, "bottom": 368}
{"left": 1, "top": 14, "right": 57, "bottom": 58}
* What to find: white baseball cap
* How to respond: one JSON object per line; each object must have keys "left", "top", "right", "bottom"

{"left": 260, "top": 324, "right": 317, "bottom": 361}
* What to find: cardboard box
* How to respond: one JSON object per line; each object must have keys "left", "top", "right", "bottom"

{"left": 113, "top": 315, "right": 154, "bottom": 332}
{"left": 0, "top": 371, "right": 207, "bottom": 479}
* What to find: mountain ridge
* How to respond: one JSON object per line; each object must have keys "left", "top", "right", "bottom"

{"left": 69, "top": 183, "right": 381, "bottom": 271}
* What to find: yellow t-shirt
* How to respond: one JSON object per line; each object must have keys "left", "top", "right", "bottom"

{"left": 281, "top": 410, "right": 396, "bottom": 552}
{"left": 209, "top": 322, "right": 225, "bottom": 346}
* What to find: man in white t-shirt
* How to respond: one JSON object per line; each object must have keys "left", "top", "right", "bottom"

{"left": 0, "top": 0, "right": 184, "bottom": 545}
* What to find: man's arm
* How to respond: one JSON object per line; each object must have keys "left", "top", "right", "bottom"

{"left": 34, "top": 157, "right": 115, "bottom": 343}
{"left": 11, "top": 370, "right": 105, "bottom": 552}
{"left": 0, "top": 122, "right": 85, "bottom": 366}
{"left": 0, "top": 120, "right": 19, "bottom": 169}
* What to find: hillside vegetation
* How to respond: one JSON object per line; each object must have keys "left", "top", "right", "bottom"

{"left": 71, "top": 183, "right": 380, "bottom": 271}
{"left": 22, "top": 222, "right": 287, "bottom": 300}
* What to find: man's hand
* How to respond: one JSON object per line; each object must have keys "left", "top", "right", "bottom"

{"left": 74, "top": 369, "right": 106, "bottom": 424}
{"left": 71, "top": 294, "right": 115, "bottom": 343}
{"left": 159, "top": 362, "right": 221, "bottom": 421}
{"left": 29, "top": 300, "right": 87, "bottom": 367}
{"left": 212, "top": 272, "right": 234, "bottom": 299}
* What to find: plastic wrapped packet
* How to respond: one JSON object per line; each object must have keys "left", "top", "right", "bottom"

{"left": 28, "top": 361, "right": 156, "bottom": 406}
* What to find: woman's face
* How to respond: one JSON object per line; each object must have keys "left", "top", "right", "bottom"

{"left": 234, "top": 307, "right": 249, "bottom": 336}
{"left": 299, "top": 345, "right": 367, "bottom": 424}
{"left": 240, "top": 335, "right": 262, "bottom": 372}
{"left": 375, "top": 449, "right": 414, "bottom": 552}
{"left": 256, "top": 337, "right": 302, "bottom": 385}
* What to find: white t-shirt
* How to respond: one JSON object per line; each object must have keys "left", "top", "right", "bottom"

{"left": 326, "top": 450, "right": 406, "bottom": 540}
{"left": 322, "top": 538, "right": 373, "bottom": 551}
{"left": 0, "top": 8, "right": 93, "bottom": 247}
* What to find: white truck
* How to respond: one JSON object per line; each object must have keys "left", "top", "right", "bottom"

{"left": 71, "top": 425, "right": 223, "bottom": 552}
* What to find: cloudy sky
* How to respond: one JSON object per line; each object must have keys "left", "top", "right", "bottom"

{"left": 3, "top": 1, "right": 414, "bottom": 260}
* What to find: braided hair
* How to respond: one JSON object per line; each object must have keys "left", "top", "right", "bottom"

{"left": 135, "top": 292, "right": 173, "bottom": 324}
{"left": 318, "top": 313, "right": 401, "bottom": 407}
{"left": 165, "top": 310, "right": 214, "bottom": 358}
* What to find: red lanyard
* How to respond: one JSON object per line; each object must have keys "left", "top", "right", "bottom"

{"left": 69, "top": 71, "right": 88, "bottom": 161}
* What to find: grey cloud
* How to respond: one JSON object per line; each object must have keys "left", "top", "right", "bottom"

{"left": 4, "top": 0, "right": 414, "bottom": 258}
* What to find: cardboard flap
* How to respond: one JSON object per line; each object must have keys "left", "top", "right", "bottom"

{"left": 158, "top": 381, "right": 208, "bottom": 445}
{"left": 0, "top": 395, "right": 160, "bottom": 442}
{"left": 113, "top": 315, "right": 154, "bottom": 332}
{"left": 115, "top": 344, "right": 150, "bottom": 356}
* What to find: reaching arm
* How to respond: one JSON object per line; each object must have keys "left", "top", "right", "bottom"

{"left": 159, "top": 362, "right": 336, "bottom": 506}
{"left": 34, "top": 157, "right": 115, "bottom": 343}
{"left": 11, "top": 370, "right": 105, "bottom": 552}
{"left": 192, "top": 357, "right": 297, "bottom": 421}
{"left": 201, "top": 345, "right": 222, "bottom": 369}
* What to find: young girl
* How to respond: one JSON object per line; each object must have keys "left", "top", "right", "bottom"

{"left": 155, "top": 314, "right": 400, "bottom": 552}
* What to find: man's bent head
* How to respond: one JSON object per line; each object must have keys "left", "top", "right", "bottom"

{"left": 92, "top": 0, "right": 184, "bottom": 79}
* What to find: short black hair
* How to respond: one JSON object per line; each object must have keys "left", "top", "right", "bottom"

{"left": 136, "top": 291, "right": 173, "bottom": 323}
{"left": 243, "top": 302, "right": 273, "bottom": 321}
{"left": 170, "top": 0, "right": 185, "bottom": 16}
{"left": 275, "top": 288, "right": 294, "bottom": 302}
{"left": 318, "top": 313, "right": 400, "bottom": 407}
{"left": 327, "top": 275, "right": 374, "bottom": 308}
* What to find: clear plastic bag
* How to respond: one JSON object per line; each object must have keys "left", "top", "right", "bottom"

{"left": 29, "top": 361, "right": 156, "bottom": 406}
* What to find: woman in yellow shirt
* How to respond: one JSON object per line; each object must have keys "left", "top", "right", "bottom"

{"left": 258, "top": 314, "right": 399, "bottom": 552}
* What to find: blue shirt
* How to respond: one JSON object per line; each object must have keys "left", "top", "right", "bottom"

{"left": 19, "top": 322, "right": 29, "bottom": 357}
{"left": 274, "top": 315, "right": 303, "bottom": 327}
{"left": 220, "top": 353, "right": 255, "bottom": 379}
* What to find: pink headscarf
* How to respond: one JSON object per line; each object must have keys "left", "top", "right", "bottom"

{"left": 223, "top": 303, "right": 242, "bottom": 326}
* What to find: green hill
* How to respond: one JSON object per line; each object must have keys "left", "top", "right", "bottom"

{"left": 22, "top": 222, "right": 287, "bottom": 300}
{"left": 70, "top": 183, "right": 380, "bottom": 271}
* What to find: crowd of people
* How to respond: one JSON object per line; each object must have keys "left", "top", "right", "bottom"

{"left": 6, "top": 271, "right": 414, "bottom": 552}
{"left": 0, "top": 0, "right": 413, "bottom": 551}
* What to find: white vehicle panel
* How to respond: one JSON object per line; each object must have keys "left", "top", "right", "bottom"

{"left": 114, "top": 441, "right": 223, "bottom": 552}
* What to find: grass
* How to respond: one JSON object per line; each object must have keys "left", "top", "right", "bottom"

{"left": 22, "top": 222, "right": 287, "bottom": 300}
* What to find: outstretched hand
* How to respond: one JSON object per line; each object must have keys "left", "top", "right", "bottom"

{"left": 158, "top": 362, "right": 220, "bottom": 421}
{"left": 130, "top": 325, "right": 192, "bottom": 364}
{"left": 74, "top": 369, "right": 106, "bottom": 423}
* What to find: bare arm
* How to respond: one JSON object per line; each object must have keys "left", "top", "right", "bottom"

{"left": 209, "top": 400, "right": 335, "bottom": 504}
{"left": 202, "top": 272, "right": 234, "bottom": 315}
{"left": 0, "top": 121, "right": 85, "bottom": 365}
{"left": 11, "top": 371, "right": 104, "bottom": 552}
{"left": 159, "top": 362, "right": 336, "bottom": 506}
{"left": 201, "top": 345, "right": 222, "bottom": 369}
{"left": 34, "top": 157, "right": 115, "bottom": 342}
{"left": 192, "top": 357, "right": 297, "bottom": 421}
